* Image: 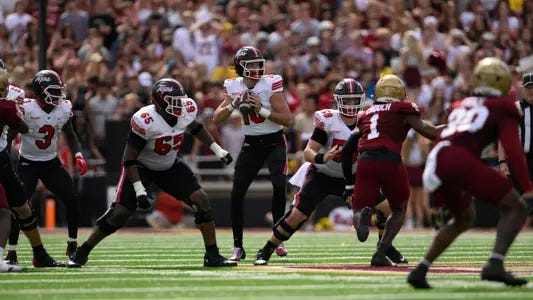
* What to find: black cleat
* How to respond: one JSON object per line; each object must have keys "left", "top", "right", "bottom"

{"left": 203, "top": 253, "right": 237, "bottom": 267}
{"left": 254, "top": 248, "right": 274, "bottom": 266}
{"left": 67, "top": 246, "right": 90, "bottom": 267}
{"left": 407, "top": 265, "right": 432, "bottom": 289}
{"left": 5, "top": 250, "right": 18, "bottom": 265}
{"left": 33, "top": 253, "right": 66, "bottom": 268}
{"left": 386, "top": 245, "right": 408, "bottom": 264}
{"left": 356, "top": 207, "right": 373, "bottom": 242}
{"left": 371, "top": 250, "right": 395, "bottom": 267}
{"left": 66, "top": 241, "right": 78, "bottom": 257}
{"left": 481, "top": 262, "right": 528, "bottom": 286}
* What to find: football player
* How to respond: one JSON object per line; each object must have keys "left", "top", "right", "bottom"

{"left": 213, "top": 46, "right": 292, "bottom": 261}
{"left": 343, "top": 74, "right": 440, "bottom": 266}
{"left": 408, "top": 58, "right": 533, "bottom": 288}
{"left": 0, "top": 71, "right": 64, "bottom": 268}
{"left": 68, "top": 78, "right": 236, "bottom": 268}
{"left": 5, "top": 70, "right": 88, "bottom": 265}
{"left": 254, "top": 79, "right": 406, "bottom": 265}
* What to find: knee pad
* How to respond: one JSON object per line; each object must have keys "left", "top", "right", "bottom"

{"left": 374, "top": 210, "right": 387, "bottom": 230}
{"left": 18, "top": 211, "right": 38, "bottom": 231}
{"left": 194, "top": 209, "right": 214, "bottom": 225}
{"left": 272, "top": 219, "right": 296, "bottom": 241}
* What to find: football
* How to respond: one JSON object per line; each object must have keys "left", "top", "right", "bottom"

{"left": 238, "top": 90, "right": 255, "bottom": 114}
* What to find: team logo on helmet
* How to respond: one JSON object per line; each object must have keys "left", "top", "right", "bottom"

{"left": 31, "top": 70, "right": 65, "bottom": 107}
{"left": 152, "top": 78, "right": 187, "bottom": 117}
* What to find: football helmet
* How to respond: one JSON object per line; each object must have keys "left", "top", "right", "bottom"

{"left": 374, "top": 74, "right": 406, "bottom": 102}
{"left": 234, "top": 46, "right": 265, "bottom": 80}
{"left": 0, "top": 71, "right": 8, "bottom": 99}
{"left": 334, "top": 78, "right": 365, "bottom": 117}
{"left": 31, "top": 70, "right": 65, "bottom": 107}
{"left": 152, "top": 78, "right": 187, "bottom": 117}
{"left": 473, "top": 57, "right": 511, "bottom": 96}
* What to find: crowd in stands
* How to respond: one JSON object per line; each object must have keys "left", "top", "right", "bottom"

{"left": 1, "top": 0, "right": 532, "bottom": 228}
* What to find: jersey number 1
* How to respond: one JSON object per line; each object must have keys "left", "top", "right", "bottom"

{"left": 367, "top": 114, "right": 380, "bottom": 140}
{"left": 35, "top": 125, "right": 55, "bottom": 149}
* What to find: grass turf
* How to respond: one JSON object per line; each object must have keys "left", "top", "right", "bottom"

{"left": 1, "top": 228, "right": 532, "bottom": 300}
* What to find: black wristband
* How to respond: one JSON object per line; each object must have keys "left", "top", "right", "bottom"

{"left": 499, "top": 159, "right": 507, "bottom": 164}
{"left": 314, "top": 153, "right": 325, "bottom": 164}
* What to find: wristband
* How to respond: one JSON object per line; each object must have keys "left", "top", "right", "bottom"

{"left": 345, "top": 185, "right": 354, "bottom": 190}
{"left": 498, "top": 160, "right": 507, "bottom": 164}
{"left": 132, "top": 181, "right": 146, "bottom": 196}
{"left": 209, "top": 142, "right": 225, "bottom": 157}
{"left": 314, "top": 153, "right": 325, "bottom": 164}
{"left": 258, "top": 107, "right": 271, "bottom": 118}
{"left": 75, "top": 152, "right": 83, "bottom": 159}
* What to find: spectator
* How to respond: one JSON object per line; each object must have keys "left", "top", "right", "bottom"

{"left": 86, "top": 78, "right": 118, "bottom": 154}
{"left": 59, "top": 0, "right": 89, "bottom": 44}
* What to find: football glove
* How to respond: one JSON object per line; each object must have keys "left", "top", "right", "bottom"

{"left": 75, "top": 152, "right": 88, "bottom": 175}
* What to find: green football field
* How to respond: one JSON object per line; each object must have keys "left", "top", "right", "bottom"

{"left": 2, "top": 228, "right": 533, "bottom": 300}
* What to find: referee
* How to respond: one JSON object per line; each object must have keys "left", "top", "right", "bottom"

{"left": 499, "top": 72, "right": 533, "bottom": 190}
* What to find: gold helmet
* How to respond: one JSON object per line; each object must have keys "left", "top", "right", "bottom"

{"left": 374, "top": 74, "right": 406, "bottom": 102}
{"left": 0, "top": 71, "right": 9, "bottom": 99}
{"left": 473, "top": 57, "right": 511, "bottom": 96}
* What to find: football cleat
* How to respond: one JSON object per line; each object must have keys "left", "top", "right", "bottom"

{"left": 370, "top": 250, "right": 395, "bottom": 267}
{"left": 254, "top": 249, "right": 274, "bottom": 266}
{"left": 203, "top": 253, "right": 237, "bottom": 267}
{"left": 67, "top": 246, "right": 90, "bottom": 267}
{"left": 33, "top": 253, "right": 66, "bottom": 268}
{"left": 0, "top": 260, "right": 25, "bottom": 272}
{"left": 356, "top": 207, "right": 373, "bottom": 242}
{"left": 229, "top": 247, "right": 246, "bottom": 261}
{"left": 386, "top": 245, "right": 408, "bottom": 264}
{"left": 407, "top": 265, "right": 432, "bottom": 289}
{"left": 275, "top": 243, "right": 288, "bottom": 257}
{"left": 5, "top": 250, "right": 18, "bottom": 265}
{"left": 66, "top": 241, "right": 78, "bottom": 257}
{"left": 481, "top": 262, "right": 528, "bottom": 286}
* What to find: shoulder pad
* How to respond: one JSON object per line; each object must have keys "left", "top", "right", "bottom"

{"left": 314, "top": 109, "right": 334, "bottom": 131}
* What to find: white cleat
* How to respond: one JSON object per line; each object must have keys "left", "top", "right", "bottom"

{"left": 0, "top": 260, "right": 25, "bottom": 272}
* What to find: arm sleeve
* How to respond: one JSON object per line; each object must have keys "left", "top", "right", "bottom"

{"left": 310, "top": 127, "right": 327, "bottom": 145}
{"left": 342, "top": 131, "right": 360, "bottom": 186}
{"left": 499, "top": 117, "right": 533, "bottom": 192}
{"left": 127, "top": 130, "right": 147, "bottom": 151}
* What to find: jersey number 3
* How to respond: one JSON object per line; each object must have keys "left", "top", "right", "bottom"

{"left": 35, "top": 125, "right": 55, "bottom": 149}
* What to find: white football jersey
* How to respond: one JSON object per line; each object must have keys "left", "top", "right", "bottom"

{"left": 131, "top": 102, "right": 198, "bottom": 171}
{"left": 313, "top": 109, "right": 358, "bottom": 178}
{"left": 19, "top": 99, "right": 72, "bottom": 161}
{"left": 0, "top": 85, "right": 25, "bottom": 151}
{"left": 224, "top": 75, "right": 284, "bottom": 136}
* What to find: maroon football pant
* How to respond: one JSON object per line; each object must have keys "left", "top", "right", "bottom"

{"left": 430, "top": 145, "right": 513, "bottom": 214}
{"left": 353, "top": 160, "right": 410, "bottom": 210}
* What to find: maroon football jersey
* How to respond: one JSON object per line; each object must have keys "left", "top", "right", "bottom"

{"left": 438, "top": 96, "right": 531, "bottom": 192}
{"left": 357, "top": 100, "right": 420, "bottom": 154}
{"left": 0, "top": 100, "right": 23, "bottom": 128}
